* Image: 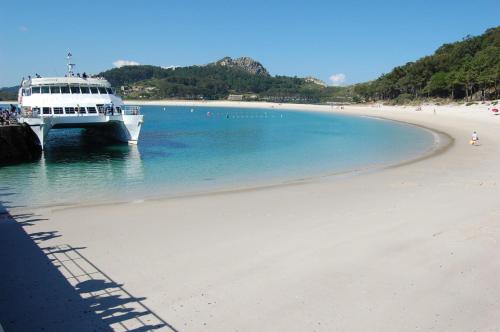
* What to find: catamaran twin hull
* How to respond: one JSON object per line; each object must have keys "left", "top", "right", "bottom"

{"left": 20, "top": 113, "right": 144, "bottom": 148}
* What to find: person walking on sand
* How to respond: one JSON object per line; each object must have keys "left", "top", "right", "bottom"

{"left": 471, "top": 131, "right": 479, "bottom": 146}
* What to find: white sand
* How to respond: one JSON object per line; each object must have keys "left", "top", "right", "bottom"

{"left": 14, "top": 102, "right": 500, "bottom": 330}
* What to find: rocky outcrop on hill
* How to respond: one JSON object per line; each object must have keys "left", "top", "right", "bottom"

{"left": 211, "top": 57, "right": 270, "bottom": 76}
{"left": 305, "top": 76, "right": 328, "bottom": 87}
{"left": 0, "top": 124, "right": 41, "bottom": 166}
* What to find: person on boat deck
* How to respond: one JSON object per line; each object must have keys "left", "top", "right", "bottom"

{"left": 82, "top": 72, "right": 88, "bottom": 79}
{"left": 0, "top": 111, "right": 11, "bottom": 125}
{"left": 110, "top": 102, "right": 114, "bottom": 116}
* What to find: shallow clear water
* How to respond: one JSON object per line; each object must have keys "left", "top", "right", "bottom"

{"left": 0, "top": 105, "right": 435, "bottom": 208}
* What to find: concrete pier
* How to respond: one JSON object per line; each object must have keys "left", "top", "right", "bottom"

{"left": 0, "top": 124, "right": 42, "bottom": 166}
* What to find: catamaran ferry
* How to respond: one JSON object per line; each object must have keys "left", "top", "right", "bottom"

{"left": 17, "top": 54, "right": 143, "bottom": 149}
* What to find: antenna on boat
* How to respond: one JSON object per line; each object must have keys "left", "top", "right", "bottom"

{"left": 67, "top": 52, "right": 75, "bottom": 77}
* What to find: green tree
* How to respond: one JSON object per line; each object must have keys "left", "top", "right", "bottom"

{"left": 425, "top": 72, "right": 448, "bottom": 97}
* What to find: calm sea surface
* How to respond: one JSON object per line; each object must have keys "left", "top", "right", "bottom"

{"left": 0, "top": 105, "right": 435, "bottom": 208}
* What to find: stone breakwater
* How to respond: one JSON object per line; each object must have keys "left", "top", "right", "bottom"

{"left": 0, "top": 124, "right": 41, "bottom": 166}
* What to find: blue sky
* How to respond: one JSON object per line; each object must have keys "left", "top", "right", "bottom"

{"left": 1, "top": 0, "right": 498, "bottom": 87}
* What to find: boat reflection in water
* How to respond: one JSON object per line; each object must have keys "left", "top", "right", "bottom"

{"left": 4, "top": 128, "right": 145, "bottom": 208}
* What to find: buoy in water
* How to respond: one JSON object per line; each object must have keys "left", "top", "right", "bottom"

{"left": 207, "top": 111, "right": 212, "bottom": 117}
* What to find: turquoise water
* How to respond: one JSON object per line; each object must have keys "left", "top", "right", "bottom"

{"left": 0, "top": 106, "right": 435, "bottom": 208}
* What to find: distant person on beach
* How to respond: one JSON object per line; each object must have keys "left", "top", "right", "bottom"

{"left": 471, "top": 131, "right": 479, "bottom": 145}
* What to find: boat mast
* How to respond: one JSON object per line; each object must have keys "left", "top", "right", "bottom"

{"left": 67, "top": 52, "right": 75, "bottom": 77}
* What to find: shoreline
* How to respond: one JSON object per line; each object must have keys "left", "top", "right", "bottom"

{"left": 9, "top": 103, "right": 450, "bottom": 212}
{"left": 33, "top": 125, "right": 449, "bottom": 213}
{"left": 3, "top": 101, "right": 500, "bottom": 330}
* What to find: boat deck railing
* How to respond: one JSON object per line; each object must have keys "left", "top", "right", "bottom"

{"left": 122, "top": 105, "right": 141, "bottom": 115}
{"left": 20, "top": 110, "right": 40, "bottom": 119}
{"left": 18, "top": 106, "right": 141, "bottom": 118}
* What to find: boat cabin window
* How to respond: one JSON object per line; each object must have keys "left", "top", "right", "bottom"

{"left": 106, "top": 88, "right": 113, "bottom": 94}
{"left": 70, "top": 86, "right": 81, "bottom": 94}
{"left": 33, "top": 107, "right": 40, "bottom": 115}
{"left": 51, "top": 86, "right": 61, "bottom": 94}
{"left": 90, "top": 87, "right": 98, "bottom": 94}
{"left": 65, "top": 107, "right": 75, "bottom": 114}
{"left": 53, "top": 107, "right": 63, "bottom": 114}
{"left": 77, "top": 106, "right": 86, "bottom": 114}
{"left": 41, "top": 86, "right": 50, "bottom": 94}
{"left": 87, "top": 107, "right": 97, "bottom": 114}
{"left": 98, "top": 87, "right": 107, "bottom": 94}
{"left": 32, "top": 87, "right": 41, "bottom": 94}
{"left": 115, "top": 106, "right": 122, "bottom": 114}
{"left": 42, "top": 107, "right": 51, "bottom": 115}
{"left": 80, "top": 86, "right": 90, "bottom": 94}
{"left": 61, "top": 85, "right": 70, "bottom": 94}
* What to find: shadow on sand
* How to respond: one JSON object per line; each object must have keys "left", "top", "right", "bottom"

{"left": 0, "top": 188, "right": 177, "bottom": 331}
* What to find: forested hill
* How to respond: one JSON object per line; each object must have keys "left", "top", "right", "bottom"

{"left": 98, "top": 57, "right": 350, "bottom": 103}
{"left": 354, "top": 26, "right": 500, "bottom": 103}
{"left": 99, "top": 27, "right": 499, "bottom": 103}
{"left": 0, "top": 86, "right": 18, "bottom": 101}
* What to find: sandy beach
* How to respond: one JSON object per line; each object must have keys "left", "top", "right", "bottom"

{"left": 1, "top": 101, "right": 500, "bottom": 331}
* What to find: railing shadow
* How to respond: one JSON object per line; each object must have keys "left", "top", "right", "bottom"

{"left": 44, "top": 244, "right": 174, "bottom": 331}
{"left": 0, "top": 188, "right": 177, "bottom": 331}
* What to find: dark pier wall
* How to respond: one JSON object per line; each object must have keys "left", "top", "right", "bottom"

{"left": 0, "top": 124, "right": 41, "bottom": 166}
